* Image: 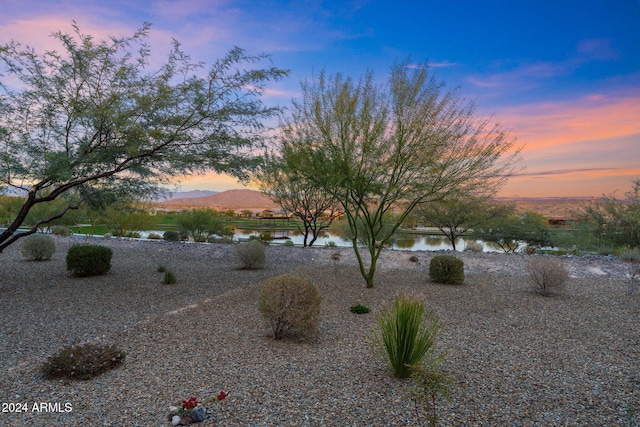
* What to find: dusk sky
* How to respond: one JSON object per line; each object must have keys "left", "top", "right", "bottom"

{"left": 2, "top": 0, "right": 639, "bottom": 198}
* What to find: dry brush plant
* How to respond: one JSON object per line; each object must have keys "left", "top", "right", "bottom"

{"left": 236, "top": 240, "right": 266, "bottom": 269}
{"left": 21, "top": 234, "right": 56, "bottom": 261}
{"left": 258, "top": 274, "right": 321, "bottom": 340}
{"left": 525, "top": 257, "right": 569, "bottom": 296}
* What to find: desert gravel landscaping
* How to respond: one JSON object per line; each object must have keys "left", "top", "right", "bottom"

{"left": 1, "top": 236, "right": 639, "bottom": 426}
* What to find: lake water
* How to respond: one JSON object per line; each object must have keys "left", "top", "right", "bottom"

{"left": 232, "top": 229, "right": 509, "bottom": 252}
{"left": 132, "top": 228, "right": 521, "bottom": 253}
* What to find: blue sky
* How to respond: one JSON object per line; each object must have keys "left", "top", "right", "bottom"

{"left": 2, "top": 0, "right": 639, "bottom": 197}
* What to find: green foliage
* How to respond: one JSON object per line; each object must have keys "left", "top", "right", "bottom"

{"left": 66, "top": 245, "right": 112, "bottom": 277}
{"left": 429, "top": 255, "right": 464, "bottom": 285}
{"left": 236, "top": 240, "right": 266, "bottom": 269}
{"left": 525, "top": 257, "right": 569, "bottom": 296}
{"left": 277, "top": 60, "right": 519, "bottom": 287}
{"left": 178, "top": 209, "right": 224, "bottom": 242}
{"left": 350, "top": 304, "right": 371, "bottom": 314}
{"left": 146, "top": 232, "right": 162, "bottom": 240}
{"left": 157, "top": 264, "right": 167, "bottom": 273}
{"left": 579, "top": 178, "right": 640, "bottom": 249}
{"left": 51, "top": 225, "right": 72, "bottom": 236}
{"left": 162, "top": 271, "right": 177, "bottom": 284}
{"left": 163, "top": 230, "right": 181, "bottom": 241}
{"left": 371, "top": 294, "right": 441, "bottom": 379}
{"left": 42, "top": 342, "right": 125, "bottom": 380}
{"left": 416, "top": 195, "right": 507, "bottom": 251}
{"left": 408, "top": 361, "right": 453, "bottom": 427}
{"left": 0, "top": 22, "right": 287, "bottom": 252}
{"left": 21, "top": 235, "right": 56, "bottom": 261}
{"left": 258, "top": 274, "right": 321, "bottom": 340}
{"left": 282, "top": 239, "right": 295, "bottom": 247}
{"left": 258, "top": 231, "right": 274, "bottom": 244}
{"left": 473, "top": 209, "right": 551, "bottom": 253}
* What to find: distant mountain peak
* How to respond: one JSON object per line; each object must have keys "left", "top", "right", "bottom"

{"left": 156, "top": 188, "right": 278, "bottom": 211}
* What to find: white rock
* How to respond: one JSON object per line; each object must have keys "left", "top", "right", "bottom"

{"left": 171, "top": 415, "right": 181, "bottom": 425}
{"left": 169, "top": 406, "right": 178, "bottom": 413}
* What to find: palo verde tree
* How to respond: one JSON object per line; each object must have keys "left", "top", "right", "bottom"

{"left": 257, "top": 152, "right": 341, "bottom": 247}
{"left": 415, "top": 193, "right": 512, "bottom": 251}
{"left": 281, "top": 60, "right": 520, "bottom": 287}
{"left": 0, "top": 22, "right": 287, "bottom": 252}
{"left": 472, "top": 209, "right": 551, "bottom": 253}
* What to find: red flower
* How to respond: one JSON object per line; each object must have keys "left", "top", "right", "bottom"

{"left": 216, "top": 391, "right": 228, "bottom": 401}
{"left": 180, "top": 397, "right": 199, "bottom": 411}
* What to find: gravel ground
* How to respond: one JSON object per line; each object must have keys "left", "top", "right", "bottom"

{"left": 1, "top": 236, "right": 639, "bottom": 426}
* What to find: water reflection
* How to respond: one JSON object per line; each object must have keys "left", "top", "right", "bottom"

{"left": 234, "top": 229, "right": 508, "bottom": 253}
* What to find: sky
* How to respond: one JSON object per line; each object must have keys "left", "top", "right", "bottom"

{"left": 1, "top": 0, "right": 639, "bottom": 198}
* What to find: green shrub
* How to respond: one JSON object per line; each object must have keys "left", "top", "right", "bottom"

{"left": 371, "top": 294, "right": 440, "bottom": 379}
{"left": 66, "top": 245, "right": 112, "bottom": 277}
{"left": 282, "top": 239, "right": 295, "bottom": 247}
{"left": 147, "top": 232, "right": 162, "bottom": 240}
{"left": 350, "top": 304, "right": 371, "bottom": 314}
{"left": 259, "top": 231, "right": 273, "bottom": 245}
{"left": 429, "top": 255, "right": 464, "bottom": 285}
{"left": 42, "top": 342, "right": 125, "bottom": 380}
{"left": 259, "top": 274, "right": 321, "bottom": 340}
{"left": 51, "top": 226, "right": 72, "bottom": 236}
{"left": 162, "top": 270, "right": 177, "bottom": 284}
{"left": 157, "top": 264, "right": 167, "bottom": 273}
{"left": 163, "top": 230, "right": 181, "bottom": 241}
{"left": 124, "top": 231, "right": 141, "bottom": 238}
{"left": 525, "top": 257, "right": 569, "bottom": 296}
{"left": 236, "top": 240, "right": 266, "bottom": 269}
{"left": 21, "top": 235, "right": 56, "bottom": 261}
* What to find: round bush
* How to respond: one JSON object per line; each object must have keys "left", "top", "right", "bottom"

{"left": 21, "top": 235, "right": 56, "bottom": 261}
{"left": 163, "top": 230, "right": 181, "bottom": 241}
{"left": 66, "top": 245, "right": 112, "bottom": 277}
{"left": 429, "top": 255, "right": 464, "bottom": 285}
{"left": 259, "top": 274, "right": 321, "bottom": 340}
{"left": 236, "top": 240, "right": 266, "bottom": 269}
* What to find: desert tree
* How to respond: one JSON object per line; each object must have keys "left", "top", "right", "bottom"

{"left": 579, "top": 178, "right": 640, "bottom": 250}
{"left": 257, "top": 151, "right": 341, "bottom": 247}
{"left": 280, "top": 60, "right": 520, "bottom": 287}
{"left": 0, "top": 22, "right": 287, "bottom": 252}
{"left": 177, "top": 208, "right": 224, "bottom": 242}
{"left": 473, "top": 210, "right": 551, "bottom": 253}
{"left": 415, "top": 193, "right": 511, "bottom": 251}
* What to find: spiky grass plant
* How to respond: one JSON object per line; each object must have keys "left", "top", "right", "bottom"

{"left": 371, "top": 294, "right": 441, "bottom": 379}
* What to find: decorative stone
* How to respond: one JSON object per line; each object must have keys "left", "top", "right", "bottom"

{"left": 171, "top": 415, "right": 181, "bottom": 425}
{"left": 190, "top": 406, "right": 206, "bottom": 422}
{"left": 169, "top": 406, "right": 179, "bottom": 415}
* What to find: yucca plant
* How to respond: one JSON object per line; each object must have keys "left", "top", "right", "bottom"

{"left": 371, "top": 294, "right": 440, "bottom": 379}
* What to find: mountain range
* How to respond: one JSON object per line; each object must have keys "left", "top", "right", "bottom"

{"left": 155, "top": 189, "right": 279, "bottom": 211}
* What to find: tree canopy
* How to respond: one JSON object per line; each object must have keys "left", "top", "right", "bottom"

{"left": 278, "top": 60, "right": 521, "bottom": 287}
{"left": 0, "top": 22, "right": 288, "bottom": 251}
